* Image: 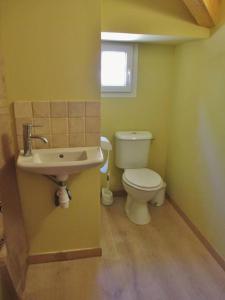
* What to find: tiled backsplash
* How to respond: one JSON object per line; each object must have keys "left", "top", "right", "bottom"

{"left": 14, "top": 101, "right": 101, "bottom": 150}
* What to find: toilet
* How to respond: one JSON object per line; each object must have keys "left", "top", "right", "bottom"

{"left": 115, "top": 131, "right": 166, "bottom": 225}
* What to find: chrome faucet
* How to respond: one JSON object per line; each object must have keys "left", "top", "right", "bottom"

{"left": 23, "top": 123, "right": 48, "bottom": 156}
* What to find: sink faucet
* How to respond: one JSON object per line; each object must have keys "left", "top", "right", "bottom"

{"left": 23, "top": 123, "right": 48, "bottom": 156}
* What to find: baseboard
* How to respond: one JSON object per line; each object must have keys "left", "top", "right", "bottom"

{"left": 28, "top": 247, "right": 102, "bottom": 265}
{"left": 168, "top": 196, "right": 225, "bottom": 272}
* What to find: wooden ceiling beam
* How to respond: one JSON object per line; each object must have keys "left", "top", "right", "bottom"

{"left": 182, "top": 0, "right": 220, "bottom": 27}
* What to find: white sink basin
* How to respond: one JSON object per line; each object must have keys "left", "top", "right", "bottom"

{"left": 17, "top": 147, "right": 104, "bottom": 179}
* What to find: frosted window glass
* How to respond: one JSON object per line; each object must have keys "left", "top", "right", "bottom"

{"left": 101, "top": 51, "right": 127, "bottom": 87}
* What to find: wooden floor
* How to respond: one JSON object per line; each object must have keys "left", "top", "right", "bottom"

{"left": 24, "top": 198, "right": 225, "bottom": 300}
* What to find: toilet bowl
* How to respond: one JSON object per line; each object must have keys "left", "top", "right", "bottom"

{"left": 122, "top": 168, "right": 165, "bottom": 225}
{"left": 115, "top": 131, "right": 166, "bottom": 225}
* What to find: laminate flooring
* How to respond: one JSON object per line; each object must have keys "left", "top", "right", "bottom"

{"left": 24, "top": 198, "right": 225, "bottom": 300}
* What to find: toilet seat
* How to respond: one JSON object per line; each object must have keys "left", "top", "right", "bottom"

{"left": 123, "top": 168, "right": 162, "bottom": 191}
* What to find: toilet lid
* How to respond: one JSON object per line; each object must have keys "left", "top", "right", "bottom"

{"left": 123, "top": 168, "right": 162, "bottom": 189}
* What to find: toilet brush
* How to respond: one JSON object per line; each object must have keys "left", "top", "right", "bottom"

{"left": 101, "top": 171, "right": 113, "bottom": 206}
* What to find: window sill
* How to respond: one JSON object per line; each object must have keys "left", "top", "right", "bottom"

{"left": 101, "top": 91, "right": 137, "bottom": 98}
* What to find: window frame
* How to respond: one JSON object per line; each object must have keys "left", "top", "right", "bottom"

{"left": 101, "top": 42, "right": 138, "bottom": 98}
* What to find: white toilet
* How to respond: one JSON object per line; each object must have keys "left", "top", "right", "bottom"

{"left": 115, "top": 131, "right": 166, "bottom": 225}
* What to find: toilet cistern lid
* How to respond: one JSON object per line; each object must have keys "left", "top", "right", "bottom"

{"left": 115, "top": 131, "right": 152, "bottom": 140}
{"left": 124, "top": 168, "right": 162, "bottom": 189}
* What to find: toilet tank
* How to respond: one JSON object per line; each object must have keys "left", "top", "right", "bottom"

{"left": 115, "top": 131, "right": 152, "bottom": 169}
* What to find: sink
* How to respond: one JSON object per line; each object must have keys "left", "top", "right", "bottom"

{"left": 17, "top": 146, "right": 104, "bottom": 180}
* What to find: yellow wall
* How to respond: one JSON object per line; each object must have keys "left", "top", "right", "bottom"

{"left": 166, "top": 22, "right": 225, "bottom": 259}
{"left": 0, "top": 0, "right": 100, "bottom": 101}
{"left": 17, "top": 168, "right": 101, "bottom": 254}
{"left": 0, "top": 0, "right": 101, "bottom": 255}
{"left": 1, "top": 0, "right": 225, "bottom": 261}
{"left": 102, "top": 44, "right": 174, "bottom": 190}
{"left": 101, "top": 0, "right": 209, "bottom": 39}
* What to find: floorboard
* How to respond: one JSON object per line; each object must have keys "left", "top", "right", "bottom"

{"left": 24, "top": 198, "right": 225, "bottom": 300}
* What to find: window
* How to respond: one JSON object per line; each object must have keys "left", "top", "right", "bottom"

{"left": 101, "top": 42, "right": 138, "bottom": 97}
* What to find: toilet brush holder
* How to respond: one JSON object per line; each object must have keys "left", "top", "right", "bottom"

{"left": 101, "top": 187, "right": 113, "bottom": 206}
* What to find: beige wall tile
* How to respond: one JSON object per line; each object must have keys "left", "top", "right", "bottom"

{"left": 51, "top": 118, "right": 68, "bottom": 134}
{"left": 15, "top": 117, "right": 33, "bottom": 135}
{"left": 85, "top": 117, "right": 100, "bottom": 133}
{"left": 14, "top": 102, "right": 32, "bottom": 118}
{"left": 0, "top": 115, "right": 12, "bottom": 135}
{"left": 50, "top": 101, "right": 68, "bottom": 117}
{"left": 32, "top": 101, "right": 50, "bottom": 117}
{"left": 85, "top": 133, "right": 100, "bottom": 146}
{"left": 34, "top": 135, "right": 51, "bottom": 149}
{"left": 16, "top": 135, "right": 23, "bottom": 150}
{"left": 68, "top": 117, "right": 85, "bottom": 133}
{"left": 52, "top": 134, "right": 69, "bottom": 148}
{"left": 17, "top": 135, "right": 35, "bottom": 151}
{"left": 69, "top": 134, "right": 85, "bottom": 147}
{"left": 12, "top": 100, "right": 101, "bottom": 150}
{"left": 33, "top": 118, "right": 51, "bottom": 135}
{"left": 0, "top": 106, "right": 9, "bottom": 115}
{"left": 85, "top": 101, "right": 100, "bottom": 117}
{"left": 68, "top": 102, "right": 85, "bottom": 117}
